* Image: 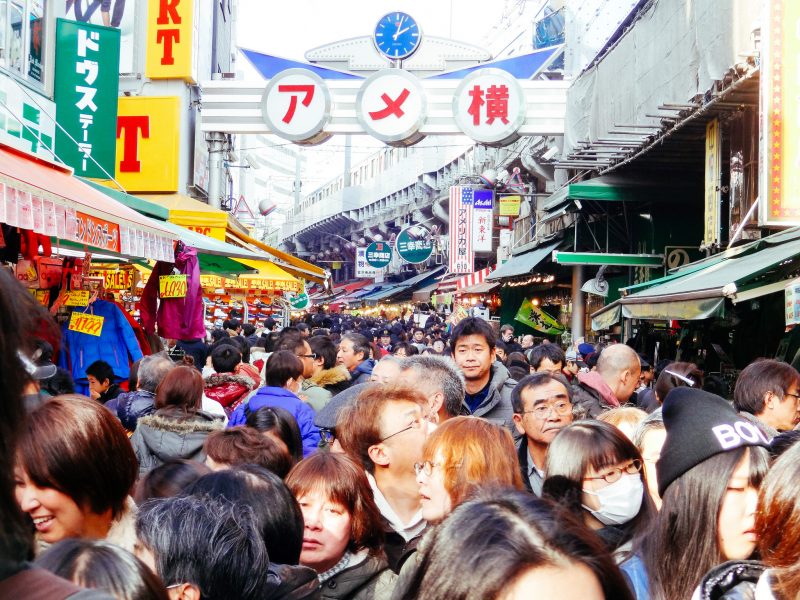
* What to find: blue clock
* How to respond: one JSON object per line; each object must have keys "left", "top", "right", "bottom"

{"left": 374, "top": 12, "right": 421, "bottom": 60}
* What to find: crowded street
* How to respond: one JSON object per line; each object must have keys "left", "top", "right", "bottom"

{"left": 2, "top": 1, "right": 800, "bottom": 599}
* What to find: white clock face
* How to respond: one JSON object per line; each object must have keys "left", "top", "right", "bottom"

{"left": 374, "top": 12, "right": 421, "bottom": 60}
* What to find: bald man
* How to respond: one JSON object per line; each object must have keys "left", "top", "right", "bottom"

{"left": 571, "top": 344, "right": 641, "bottom": 417}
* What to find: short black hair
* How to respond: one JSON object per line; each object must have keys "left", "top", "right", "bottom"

{"left": 511, "top": 372, "right": 573, "bottom": 413}
{"left": 341, "top": 333, "right": 371, "bottom": 362}
{"left": 242, "top": 323, "right": 256, "bottom": 336}
{"left": 85, "top": 360, "right": 115, "bottom": 385}
{"left": 211, "top": 345, "right": 242, "bottom": 374}
{"left": 450, "top": 317, "right": 496, "bottom": 350}
{"left": 308, "top": 335, "right": 337, "bottom": 370}
{"left": 528, "top": 345, "right": 566, "bottom": 370}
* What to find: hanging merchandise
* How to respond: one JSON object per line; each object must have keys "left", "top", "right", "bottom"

{"left": 140, "top": 244, "right": 205, "bottom": 341}
{"left": 59, "top": 297, "right": 145, "bottom": 391}
{"left": 514, "top": 299, "right": 566, "bottom": 335}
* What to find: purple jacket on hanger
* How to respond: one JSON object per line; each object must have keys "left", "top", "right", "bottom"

{"left": 140, "top": 245, "right": 205, "bottom": 340}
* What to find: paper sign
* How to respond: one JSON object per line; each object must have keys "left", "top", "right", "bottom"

{"left": 160, "top": 274, "right": 187, "bottom": 298}
{"left": 64, "top": 290, "right": 90, "bottom": 306}
{"left": 68, "top": 311, "right": 104, "bottom": 336}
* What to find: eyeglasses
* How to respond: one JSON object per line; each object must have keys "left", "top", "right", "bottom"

{"left": 298, "top": 353, "right": 318, "bottom": 359}
{"left": 584, "top": 460, "right": 643, "bottom": 484}
{"left": 414, "top": 460, "right": 447, "bottom": 477}
{"left": 379, "top": 416, "right": 424, "bottom": 442}
{"left": 519, "top": 394, "right": 573, "bottom": 419}
{"left": 783, "top": 392, "right": 800, "bottom": 402}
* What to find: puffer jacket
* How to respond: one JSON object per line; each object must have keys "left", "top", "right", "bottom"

{"left": 264, "top": 563, "right": 321, "bottom": 600}
{"left": 228, "top": 386, "right": 321, "bottom": 457}
{"left": 110, "top": 389, "right": 156, "bottom": 432}
{"left": 130, "top": 410, "right": 225, "bottom": 475}
{"left": 302, "top": 366, "right": 351, "bottom": 412}
{"left": 319, "top": 553, "right": 396, "bottom": 600}
{"left": 204, "top": 372, "right": 258, "bottom": 415}
{"left": 692, "top": 561, "right": 771, "bottom": 600}
{"left": 461, "top": 362, "right": 517, "bottom": 432}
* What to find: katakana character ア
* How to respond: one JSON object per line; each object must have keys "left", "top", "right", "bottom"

{"left": 76, "top": 59, "right": 98, "bottom": 86}
{"left": 485, "top": 85, "right": 509, "bottom": 124}
{"left": 75, "top": 86, "right": 98, "bottom": 111}
{"left": 368, "top": 88, "right": 411, "bottom": 120}
{"left": 77, "top": 29, "right": 99, "bottom": 58}
{"left": 277, "top": 84, "right": 315, "bottom": 124}
{"left": 467, "top": 85, "right": 485, "bottom": 126}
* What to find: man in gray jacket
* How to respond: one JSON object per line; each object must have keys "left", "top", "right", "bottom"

{"left": 450, "top": 317, "right": 516, "bottom": 431}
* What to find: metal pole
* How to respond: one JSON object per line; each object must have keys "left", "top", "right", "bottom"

{"left": 207, "top": 132, "right": 225, "bottom": 209}
{"left": 571, "top": 265, "right": 585, "bottom": 339}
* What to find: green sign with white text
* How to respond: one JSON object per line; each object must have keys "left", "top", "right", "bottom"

{"left": 54, "top": 19, "right": 120, "bottom": 178}
{"left": 396, "top": 226, "right": 433, "bottom": 264}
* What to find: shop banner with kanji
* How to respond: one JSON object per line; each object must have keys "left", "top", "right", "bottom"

{"left": 514, "top": 299, "right": 565, "bottom": 335}
{"left": 54, "top": 19, "right": 120, "bottom": 178}
{"left": 761, "top": 0, "right": 800, "bottom": 225}
{"left": 448, "top": 186, "right": 475, "bottom": 273}
{"left": 472, "top": 190, "right": 494, "bottom": 252}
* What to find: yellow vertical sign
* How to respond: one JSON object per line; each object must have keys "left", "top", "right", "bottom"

{"left": 703, "top": 119, "right": 720, "bottom": 247}
{"left": 761, "top": 0, "right": 800, "bottom": 225}
{"left": 145, "top": 0, "right": 195, "bottom": 82}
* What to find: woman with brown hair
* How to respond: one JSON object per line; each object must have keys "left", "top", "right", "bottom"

{"left": 286, "top": 452, "right": 396, "bottom": 599}
{"left": 14, "top": 394, "right": 139, "bottom": 553}
{"left": 414, "top": 416, "right": 523, "bottom": 524}
{"left": 131, "top": 365, "right": 225, "bottom": 476}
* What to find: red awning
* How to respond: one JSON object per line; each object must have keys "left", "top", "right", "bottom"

{"left": 0, "top": 144, "right": 177, "bottom": 260}
{"left": 332, "top": 280, "right": 373, "bottom": 295}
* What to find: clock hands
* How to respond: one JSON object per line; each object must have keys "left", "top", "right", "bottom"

{"left": 392, "top": 15, "right": 405, "bottom": 40}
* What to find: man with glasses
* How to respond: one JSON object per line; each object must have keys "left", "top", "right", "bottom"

{"left": 336, "top": 384, "right": 434, "bottom": 572}
{"left": 276, "top": 332, "right": 329, "bottom": 412}
{"left": 512, "top": 372, "right": 575, "bottom": 496}
{"left": 733, "top": 358, "right": 800, "bottom": 438}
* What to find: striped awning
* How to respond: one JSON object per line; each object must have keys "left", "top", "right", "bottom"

{"left": 457, "top": 267, "right": 493, "bottom": 291}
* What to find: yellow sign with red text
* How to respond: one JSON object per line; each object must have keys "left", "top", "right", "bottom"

{"left": 115, "top": 97, "right": 180, "bottom": 192}
{"left": 68, "top": 312, "right": 105, "bottom": 337}
{"left": 159, "top": 274, "right": 188, "bottom": 298}
{"left": 64, "top": 290, "right": 91, "bottom": 306}
{"left": 761, "top": 0, "right": 800, "bottom": 225}
{"left": 146, "top": 0, "right": 196, "bottom": 82}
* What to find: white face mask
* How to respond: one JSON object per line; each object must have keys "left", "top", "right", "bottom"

{"left": 582, "top": 473, "right": 644, "bottom": 526}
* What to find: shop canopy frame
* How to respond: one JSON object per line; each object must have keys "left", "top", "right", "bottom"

{"left": 591, "top": 228, "right": 800, "bottom": 324}
{"left": 363, "top": 266, "right": 447, "bottom": 305}
{"left": 0, "top": 145, "right": 177, "bottom": 261}
{"left": 487, "top": 241, "right": 560, "bottom": 281}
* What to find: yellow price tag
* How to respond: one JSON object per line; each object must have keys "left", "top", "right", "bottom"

{"left": 159, "top": 274, "right": 188, "bottom": 299}
{"left": 67, "top": 312, "right": 104, "bottom": 336}
{"left": 64, "top": 290, "right": 90, "bottom": 306}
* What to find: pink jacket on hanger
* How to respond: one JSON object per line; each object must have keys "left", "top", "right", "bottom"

{"left": 140, "top": 244, "right": 206, "bottom": 341}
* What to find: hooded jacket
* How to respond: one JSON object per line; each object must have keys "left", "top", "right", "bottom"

{"left": 204, "top": 372, "right": 258, "bottom": 414}
{"left": 110, "top": 389, "right": 156, "bottom": 432}
{"left": 59, "top": 299, "right": 143, "bottom": 386}
{"left": 131, "top": 411, "right": 225, "bottom": 475}
{"left": 228, "top": 386, "right": 321, "bottom": 457}
{"left": 350, "top": 359, "right": 376, "bottom": 385}
{"left": 302, "top": 366, "right": 351, "bottom": 412}
{"left": 318, "top": 553, "right": 396, "bottom": 600}
{"left": 139, "top": 245, "right": 205, "bottom": 341}
{"left": 264, "top": 564, "right": 321, "bottom": 600}
{"left": 571, "top": 371, "right": 620, "bottom": 418}
{"left": 460, "top": 362, "right": 517, "bottom": 432}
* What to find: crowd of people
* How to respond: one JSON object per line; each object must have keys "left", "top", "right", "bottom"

{"left": 3, "top": 266, "right": 800, "bottom": 599}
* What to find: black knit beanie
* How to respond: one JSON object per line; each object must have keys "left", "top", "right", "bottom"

{"left": 657, "top": 387, "right": 770, "bottom": 496}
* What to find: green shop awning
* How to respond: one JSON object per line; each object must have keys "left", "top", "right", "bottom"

{"left": 614, "top": 227, "right": 800, "bottom": 320}
{"left": 487, "top": 241, "right": 559, "bottom": 281}
{"left": 542, "top": 175, "right": 696, "bottom": 213}
{"left": 553, "top": 251, "right": 663, "bottom": 267}
{"left": 80, "top": 178, "right": 170, "bottom": 220}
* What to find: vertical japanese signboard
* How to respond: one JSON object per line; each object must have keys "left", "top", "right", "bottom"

{"left": 703, "top": 118, "right": 721, "bottom": 246}
{"left": 449, "top": 186, "right": 475, "bottom": 274}
{"left": 761, "top": 0, "right": 800, "bottom": 226}
{"left": 146, "top": 0, "right": 196, "bottom": 83}
{"left": 54, "top": 19, "right": 120, "bottom": 179}
{"left": 355, "top": 247, "right": 383, "bottom": 278}
{"left": 472, "top": 189, "right": 494, "bottom": 252}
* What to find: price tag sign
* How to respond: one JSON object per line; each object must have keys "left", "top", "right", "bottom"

{"left": 64, "top": 290, "right": 90, "bottom": 306}
{"left": 159, "top": 274, "right": 188, "bottom": 299}
{"left": 68, "top": 312, "right": 104, "bottom": 336}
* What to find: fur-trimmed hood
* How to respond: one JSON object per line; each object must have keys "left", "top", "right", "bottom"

{"left": 136, "top": 411, "right": 223, "bottom": 434}
{"left": 309, "top": 365, "right": 351, "bottom": 388}
{"left": 204, "top": 372, "right": 257, "bottom": 390}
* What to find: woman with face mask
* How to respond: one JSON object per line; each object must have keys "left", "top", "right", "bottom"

{"left": 543, "top": 420, "right": 655, "bottom": 563}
